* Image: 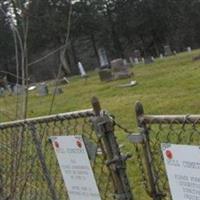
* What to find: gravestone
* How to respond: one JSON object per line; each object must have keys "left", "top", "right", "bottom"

{"left": 133, "top": 50, "right": 142, "bottom": 61}
{"left": 141, "top": 57, "right": 145, "bottom": 63}
{"left": 0, "top": 87, "right": 4, "bottom": 97}
{"left": 134, "top": 58, "right": 139, "bottom": 64}
{"left": 98, "top": 69, "right": 112, "bottom": 82}
{"left": 98, "top": 48, "right": 109, "bottom": 68}
{"left": 111, "top": 58, "right": 132, "bottom": 79}
{"left": 129, "top": 57, "right": 134, "bottom": 65}
{"left": 187, "top": 46, "right": 192, "bottom": 53}
{"left": 123, "top": 59, "right": 128, "bottom": 66}
{"left": 13, "top": 84, "right": 25, "bottom": 95}
{"left": 52, "top": 87, "right": 63, "bottom": 95}
{"left": 38, "top": 83, "right": 48, "bottom": 96}
{"left": 160, "top": 54, "right": 164, "bottom": 59}
{"left": 78, "top": 62, "right": 87, "bottom": 77}
{"left": 129, "top": 49, "right": 142, "bottom": 65}
{"left": 144, "top": 57, "right": 154, "bottom": 64}
{"left": 164, "top": 45, "right": 173, "bottom": 56}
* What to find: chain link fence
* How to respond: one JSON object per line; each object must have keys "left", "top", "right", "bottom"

{"left": 2, "top": 98, "right": 199, "bottom": 200}
{"left": 0, "top": 97, "right": 134, "bottom": 200}
{"left": 124, "top": 101, "right": 200, "bottom": 200}
{"left": 0, "top": 108, "right": 117, "bottom": 200}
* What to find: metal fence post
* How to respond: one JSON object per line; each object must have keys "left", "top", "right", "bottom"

{"left": 91, "top": 97, "right": 134, "bottom": 200}
{"left": 135, "top": 101, "right": 163, "bottom": 200}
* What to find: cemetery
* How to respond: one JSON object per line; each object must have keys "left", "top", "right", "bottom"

{"left": 1, "top": 49, "right": 200, "bottom": 123}
{"left": 1, "top": 0, "right": 200, "bottom": 200}
{"left": 1, "top": 48, "right": 200, "bottom": 199}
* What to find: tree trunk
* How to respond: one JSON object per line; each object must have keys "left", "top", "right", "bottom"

{"left": 106, "top": 5, "right": 124, "bottom": 58}
{"left": 90, "top": 33, "right": 100, "bottom": 66}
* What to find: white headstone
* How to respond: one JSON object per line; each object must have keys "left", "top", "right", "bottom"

{"left": 78, "top": 62, "right": 87, "bottom": 77}
{"left": 123, "top": 59, "right": 128, "bottom": 66}
{"left": 51, "top": 136, "right": 101, "bottom": 200}
{"left": 129, "top": 57, "right": 134, "bottom": 65}
{"left": 160, "top": 54, "right": 164, "bottom": 59}
{"left": 151, "top": 56, "right": 155, "bottom": 61}
{"left": 141, "top": 57, "right": 145, "bottom": 63}
{"left": 0, "top": 87, "right": 5, "bottom": 96}
{"left": 187, "top": 47, "right": 192, "bottom": 53}
{"left": 134, "top": 58, "right": 139, "bottom": 64}
{"left": 161, "top": 143, "right": 200, "bottom": 200}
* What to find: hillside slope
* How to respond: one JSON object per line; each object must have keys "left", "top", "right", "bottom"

{"left": 1, "top": 50, "right": 200, "bottom": 130}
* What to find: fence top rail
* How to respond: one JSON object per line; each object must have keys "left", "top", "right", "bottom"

{"left": 0, "top": 109, "right": 94, "bottom": 129}
{"left": 138, "top": 114, "right": 200, "bottom": 124}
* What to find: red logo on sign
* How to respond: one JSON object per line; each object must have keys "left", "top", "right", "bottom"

{"left": 165, "top": 150, "right": 173, "bottom": 159}
{"left": 54, "top": 141, "right": 59, "bottom": 148}
{"left": 76, "top": 140, "right": 82, "bottom": 148}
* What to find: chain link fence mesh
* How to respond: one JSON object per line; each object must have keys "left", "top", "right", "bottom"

{"left": 112, "top": 107, "right": 200, "bottom": 200}
{"left": 2, "top": 100, "right": 199, "bottom": 200}
{"left": 0, "top": 110, "right": 114, "bottom": 200}
{"left": 129, "top": 102, "right": 200, "bottom": 200}
{"left": 138, "top": 117, "right": 200, "bottom": 200}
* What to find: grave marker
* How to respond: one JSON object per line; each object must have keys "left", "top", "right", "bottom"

{"left": 0, "top": 87, "right": 4, "bottom": 96}
{"left": 187, "top": 47, "right": 192, "bottom": 53}
{"left": 164, "top": 45, "right": 173, "bottom": 56}
{"left": 129, "top": 57, "right": 134, "bottom": 65}
{"left": 133, "top": 49, "right": 142, "bottom": 61}
{"left": 13, "top": 84, "right": 25, "bottom": 95}
{"left": 111, "top": 58, "right": 132, "bottom": 79}
{"left": 38, "top": 83, "right": 48, "bottom": 96}
{"left": 78, "top": 62, "right": 87, "bottom": 77}
{"left": 98, "top": 69, "right": 112, "bottom": 82}
{"left": 134, "top": 58, "right": 139, "bottom": 64}
{"left": 98, "top": 48, "right": 109, "bottom": 68}
{"left": 144, "top": 57, "right": 154, "bottom": 64}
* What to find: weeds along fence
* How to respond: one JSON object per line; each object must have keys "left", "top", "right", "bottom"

{"left": 0, "top": 97, "right": 133, "bottom": 200}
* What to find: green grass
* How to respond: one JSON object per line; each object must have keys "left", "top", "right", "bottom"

{"left": 1, "top": 49, "right": 200, "bottom": 199}
{"left": 1, "top": 49, "right": 200, "bottom": 129}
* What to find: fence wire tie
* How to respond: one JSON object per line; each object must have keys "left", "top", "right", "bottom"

{"left": 183, "top": 114, "right": 191, "bottom": 125}
{"left": 106, "top": 154, "right": 132, "bottom": 169}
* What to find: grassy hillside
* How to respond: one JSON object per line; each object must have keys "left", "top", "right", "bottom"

{"left": 1, "top": 50, "right": 200, "bottom": 200}
{"left": 1, "top": 49, "right": 200, "bottom": 131}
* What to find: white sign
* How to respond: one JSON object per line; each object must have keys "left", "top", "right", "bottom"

{"left": 52, "top": 135, "right": 101, "bottom": 200}
{"left": 161, "top": 143, "right": 200, "bottom": 200}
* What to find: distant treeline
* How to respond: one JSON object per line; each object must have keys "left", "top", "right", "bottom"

{"left": 0, "top": 0, "right": 200, "bottom": 81}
